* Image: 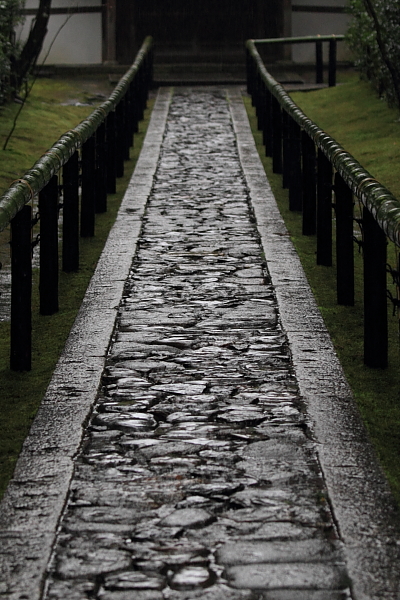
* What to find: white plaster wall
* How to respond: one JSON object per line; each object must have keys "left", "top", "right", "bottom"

{"left": 16, "top": 0, "right": 102, "bottom": 64}
{"left": 291, "top": 0, "right": 352, "bottom": 62}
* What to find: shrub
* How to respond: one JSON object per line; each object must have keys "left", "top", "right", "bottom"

{"left": 347, "top": 0, "right": 400, "bottom": 108}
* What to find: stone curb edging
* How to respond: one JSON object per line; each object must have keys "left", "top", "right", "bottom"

{"left": 227, "top": 88, "right": 400, "bottom": 600}
{"left": 0, "top": 88, "right": 172, "bottom": 600}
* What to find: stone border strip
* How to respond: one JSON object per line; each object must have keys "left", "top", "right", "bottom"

{"left": 0, "top": 87, "right": 172, "bottom": 600}
{"left": 228, "top": 88, "right": 400, "bottom": 600}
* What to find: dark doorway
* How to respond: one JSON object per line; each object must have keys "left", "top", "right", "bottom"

{"left": 116, "top": 0, "right": 287, "bottom": 63}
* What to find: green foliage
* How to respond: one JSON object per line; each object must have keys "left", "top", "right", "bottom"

{"left": 0, "top": 0, "right": 24, "bottom": 103}
{"left": 347, "top": 0, "right": 400, "bottom": 107}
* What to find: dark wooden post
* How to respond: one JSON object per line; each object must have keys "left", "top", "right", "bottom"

{"left": 39, "top": 175, "right": 59, "bottom": 315}
{"left": 81, "top": 135, "right": 96, "bottom": 237}
{"left": 288, "top": 117, "right": 302, "bottom": 211}
{"left": 131, "top": 78, "right": 139, "bottom": 135}
{"left": 126, "top": 83, "right": 134, "bottom": 148}
{"left": 316, "top": 149, "right": 333, "bottom": 266}
{"left": 329, "top": 38, "right": 337, "bottom": 87}
{"left": 115, "top": 100, "right": 125, "bottom": 177}
{"left": 62, "top": 151, "right": 79, "bottom": 272}
{"left": 363, "top": 206, "right": 388, "bottom": 368}
{"left": 316, "top": 40, "right": 323, "bottom": 84}
{"left": 121, "top": 95, "right": 130, "bottom": 161}
{"left": 255, "top": 73, "right": 264, "bottom": 131}
{"left": 246, "top": 48, "right": 253, "bottom": 96}
{"left": 301, "top": 132, "right": 317, "bottom": 235}
{"left": 264, "top": 88, "right": 273, "bottom": 158}
{"left": 257, "top": 79, "right": 265, "bottom": 134}
{"left": 272, "top": 96, "right": 282, "bottom": 174}
{"left": 95, "top": 122, "right": 107, "bottom": 214}
{"left": 137, "top": 63, "right": 146, "bottom": 122}
{"left": 10, "top": 205, "right": 32, "bottom": 371}
{"left": 260, "top": 83, "right": 268, "bottom": 149}
{"left": 282, "top": 110, "right": 290, "bottom": 189}
{"left": 103, "top": 0, "right": 116, "bottom": 63}
{"left": 106, "top": 111, "right": 117, "bottom": 194}
{"left": 335, "top": 172, "right": 354, "bottom": 305}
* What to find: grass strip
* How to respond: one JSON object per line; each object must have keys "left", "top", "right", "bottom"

{"left": 0, "top": 78, "right": 154, "bottom": 498}
{"left": 243, "top": 74, "right": 400, "bottom": 505}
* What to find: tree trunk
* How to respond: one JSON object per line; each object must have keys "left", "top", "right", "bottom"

{"left": 13, "top": 0, "right": 52, "bottom": 90}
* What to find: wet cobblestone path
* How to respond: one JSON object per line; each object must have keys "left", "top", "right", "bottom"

{"left": 43, "top": 89, "right": 351, "bottom": 600}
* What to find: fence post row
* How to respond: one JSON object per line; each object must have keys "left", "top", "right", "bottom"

{"left": 246, "top": 36, "right": 399, "bottom": 369}
{"left": 1, "top": 36, "right": 154, "bottom": 371}
{"left": 316, "top": 149, "right": 333, "bottom": 266}
{"left": 363, "top": 206, "right": 388, "bottom": 368}
{"left": 334, "top": 172, "right": 354, "bottom": 307}
{"left": 62, "top": 151, "right": 80, "bottom": 273}
{"left": 10, "top": 205, "right": 32, "bottom": 372}
{"left": 39, "top": 175, "right": 59, "bottom": 316}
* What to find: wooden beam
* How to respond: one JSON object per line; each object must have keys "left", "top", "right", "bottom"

{"left": 103, "top": 0, "right": 116, "bottom": 63}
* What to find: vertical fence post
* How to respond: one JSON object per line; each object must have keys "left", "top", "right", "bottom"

{"left": 282, "top": 110, "right": 290, "bottom": 189}
{"left": 131, "top": 78, "right": 139, "bottom": 135}
{"left": 95, "top": 121, "right": 107, "bottom": 213}
{"left": 138, "top": 63, "right": 146, "bottom": 121}
{"left": 246, "top": 48, "right": 253, "bottom": 96}
{"left": 10, "top": 205, "right": 32, "bottom": 371}
{"left": 39, "top": 175, "right": 59, "bottom": 315}
{"left": 126, "top": 83, "right": 135, "bottom": 147}
{"left": 260, "top": 83, "right": 268, "bottom": 149}
{"left": 115, "top": 100, "right": 125, "bottom": 178}
{"left": 264, "top": 88, "right": 273, "bottom": 158}
{"left": 121, "top": 95, "right": 130, "bottom": 161}
{"left": 288, "top": 117, "right": 302, "bottom": 211}
{"left": 249, "top": 57, "right": 257, "bottom": 104}
{"left": 106, "top": 111, "right": 117, "bottom": 194}
{"left": 302, "top": 132, "right": 317, "bottom": 235}
{"left": 316, "top": 149, "right": 333, "bottom": 266}
{"left": 62, "top": 151, "right": 79, "bottom": 272}
{"left": 363, "top": 206, "right": 388, "bottom": 368}
{"left": 81, "top": 134, "right": 96, "bottom": 237}
{"left": 257, "top": 80, "right": 266, "bottom": 135}
{"left": 272, "top": 96, "right": 282, "bottom": 174}
{"left": 316, "top": 40, "right": 323, "bottom": 84}
{"left": 255, "top": 73, "right": 264, "bottom": 132}
{"left": 335, "top": 172, "right": 354, "bottom": 305}
{"left": 329, "top": 38, "right": 337, "bottom": 87}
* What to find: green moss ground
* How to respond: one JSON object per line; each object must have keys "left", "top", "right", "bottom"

{"left": 0, "top": 78, "right": 154, "bottom": 498}
{"left": 243, "top": 73, "right": 400, "bottom": 504}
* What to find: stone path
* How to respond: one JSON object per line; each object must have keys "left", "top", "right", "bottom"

{"left": 44, "top": 88, "right": 349, "bottom": 600}
{"left": 1, "top": 87, "right": 400, "bottom": 600}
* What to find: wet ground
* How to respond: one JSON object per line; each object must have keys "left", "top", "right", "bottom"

{"left": 1, "top": 87, "right": 399, "bottom": 600}
{"left": 42, "top": 88, "right": 350, "bottom": 599}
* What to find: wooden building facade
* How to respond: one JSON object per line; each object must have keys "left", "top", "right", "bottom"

{"left": 19, "top": 0, "right": 349, "bottom": 66}
{"left": 107, "top": 0, "right": 291, "bottom": 64}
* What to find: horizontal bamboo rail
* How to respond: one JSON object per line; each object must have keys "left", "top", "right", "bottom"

{"left": 246, "top": 38, "right": 400, "bottom": 246}
{"left": 246, "top": 37, "right": 399, "bottom": 368}
{"left": 0, "top": 36, "right": 153, "bottom": 233}
{"left": 1, "top": 36, "right": 153, "bottom": 371}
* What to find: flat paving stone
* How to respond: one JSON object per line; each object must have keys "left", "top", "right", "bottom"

{"left": 225, "top": 563, "right": 349, "bottom": 590}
